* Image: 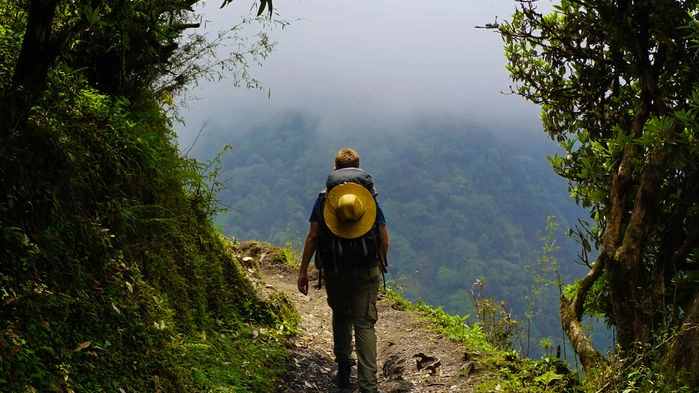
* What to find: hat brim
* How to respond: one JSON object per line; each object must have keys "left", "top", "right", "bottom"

{"left": 324, "top": 183, "right": 377, "bottom": 239}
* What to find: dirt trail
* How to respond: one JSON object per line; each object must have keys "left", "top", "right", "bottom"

{"left": 256, "top": 251, "right": 484, "bottom": 393}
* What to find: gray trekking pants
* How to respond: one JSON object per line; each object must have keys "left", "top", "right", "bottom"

{"left": 324, "top": 266, "right": 381, "bottom": 393}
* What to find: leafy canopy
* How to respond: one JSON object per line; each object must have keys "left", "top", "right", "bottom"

{"left": 492, "top": 0, "right": 699, "bottom": 385}
{"left": 0, "top": 0, "right": 294, "bottom": 391}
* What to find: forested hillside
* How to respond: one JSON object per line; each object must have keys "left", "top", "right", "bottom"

{"left": 181, "top": 111, "right": 592, "bottom": 357}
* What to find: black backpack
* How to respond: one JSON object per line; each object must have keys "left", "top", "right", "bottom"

{"left": 314, "top": 168, "right": 387, "bottom": 286}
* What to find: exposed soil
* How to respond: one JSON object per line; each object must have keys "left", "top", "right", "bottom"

{"left": 247, "top": 243, "right": 487, "bottom": 393}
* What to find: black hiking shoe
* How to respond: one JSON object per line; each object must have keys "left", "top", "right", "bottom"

{"left": 332, "top": 361, "right": 351, "bottom": 388}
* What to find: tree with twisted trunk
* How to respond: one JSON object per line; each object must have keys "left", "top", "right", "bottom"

{"left": 490, "top": 0, "right": 699, "bottom": 385}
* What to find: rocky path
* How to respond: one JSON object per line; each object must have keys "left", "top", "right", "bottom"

{"left": 258, "top": 256, "right": 483, "bottom": 393}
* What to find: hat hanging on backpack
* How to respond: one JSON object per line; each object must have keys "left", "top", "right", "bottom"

{"left": 324, "top": 182, "right": 377, "bottom": 239}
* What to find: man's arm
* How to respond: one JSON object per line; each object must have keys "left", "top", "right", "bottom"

{"left": 380, "top": 224, "right": 389, "bottom": 254}
{"left": 378, "top": 224, "right": 389, "bottom": 270}
{"left": 297, "top": 221, "right": 320, "bottom": 295}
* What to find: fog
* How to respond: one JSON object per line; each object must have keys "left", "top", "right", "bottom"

{"left": 176, "top": 0, "right": 554, "bottom": 147}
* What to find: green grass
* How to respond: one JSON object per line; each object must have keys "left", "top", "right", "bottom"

{"left": 382, "top": 285, "right": 494, "bottom": 352}
{"left": 162, "top": 324, "right": 292, "bottom": 392}
{"left": 381, "top": 285, "right": 584, "bottom": 393}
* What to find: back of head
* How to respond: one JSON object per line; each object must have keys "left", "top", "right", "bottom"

{"left": 334, "top": 148, "right": 360, "bottom": 169}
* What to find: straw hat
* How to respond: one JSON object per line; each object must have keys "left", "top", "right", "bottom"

{"left": 323, "top": 182, "right": 377, "bottom": 239}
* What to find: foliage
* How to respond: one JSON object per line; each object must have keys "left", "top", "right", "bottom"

{"left": 383, "top": 285, "right": 493, "bottom": 352}
{"left": 470, "top": 277, "right": 522, "bottom": 352}
{"left": 491, "top": 0, "right": 699, "bottom": 386}
{"left": 383, "top": 286, "right": 582, "bottom": 393}
{"left": 0, "top": 0, "right": 297, "bottom": 391}
{"left": 161, "top": 325, "right": 291, "bottom": 393}
{"left": 284, "top": 222, "right": 304, "bottom": 264}
{"left": 584, "top": 341, "right": 696, "bottom": 393}
{"left": 474, "top": 354, "right": 581, "bottom": 393}
{"left": 523, "top": 217, "right": 565, "bottom": 357}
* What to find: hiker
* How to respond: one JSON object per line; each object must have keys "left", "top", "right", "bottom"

{"left": 297, "top": 148, "right": 389, "bottom": 393}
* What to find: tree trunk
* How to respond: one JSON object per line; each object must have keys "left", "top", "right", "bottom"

{"left": 603, "top": 142, "right": 643, "bottom": 350}
{"left": 662, "top": 291, "right": 699, "bottom": 385}
{"left": 560, "top": 297, "right": 607, "bottom": 374}
{"left": 603, "top": 94, "right": 657, "bottom": 351}
{"left": 1, "top": 0, "right": 59, "bottom": 135}
{"left": 559, "top": 256, "right": 607, "bottom": 374}
{"left": 13, "top": 0, "right": 59, "bottom": 95}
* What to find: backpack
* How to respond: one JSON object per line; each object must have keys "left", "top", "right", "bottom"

{"left": 314, "top": 168, "right": 387, "bottom": 286}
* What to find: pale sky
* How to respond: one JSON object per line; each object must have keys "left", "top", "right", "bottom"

{"left": 177, "top": 0, "right": 554, "bottom": 144}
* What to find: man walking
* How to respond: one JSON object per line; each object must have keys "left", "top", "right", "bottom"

{"left": 297, "top": 148, "right": 389, "bottom": 393}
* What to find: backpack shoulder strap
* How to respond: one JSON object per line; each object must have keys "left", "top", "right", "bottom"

{"left": 314, "top": 190, "right": 329, "bottom": 289}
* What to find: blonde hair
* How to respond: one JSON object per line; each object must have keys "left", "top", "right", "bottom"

{"left": 334, "top": 148, "right": 360, "bottom": 169}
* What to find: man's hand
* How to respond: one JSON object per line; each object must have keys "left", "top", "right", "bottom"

{"left": 297, "top": 222, "right": 319, "bottom": 296}
{"left": 297, "top": 272, "right": 309, "bottom": 295}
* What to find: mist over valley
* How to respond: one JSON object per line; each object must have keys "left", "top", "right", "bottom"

{"left": 178, "top": 110, "right": 602, "bottom": 359}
